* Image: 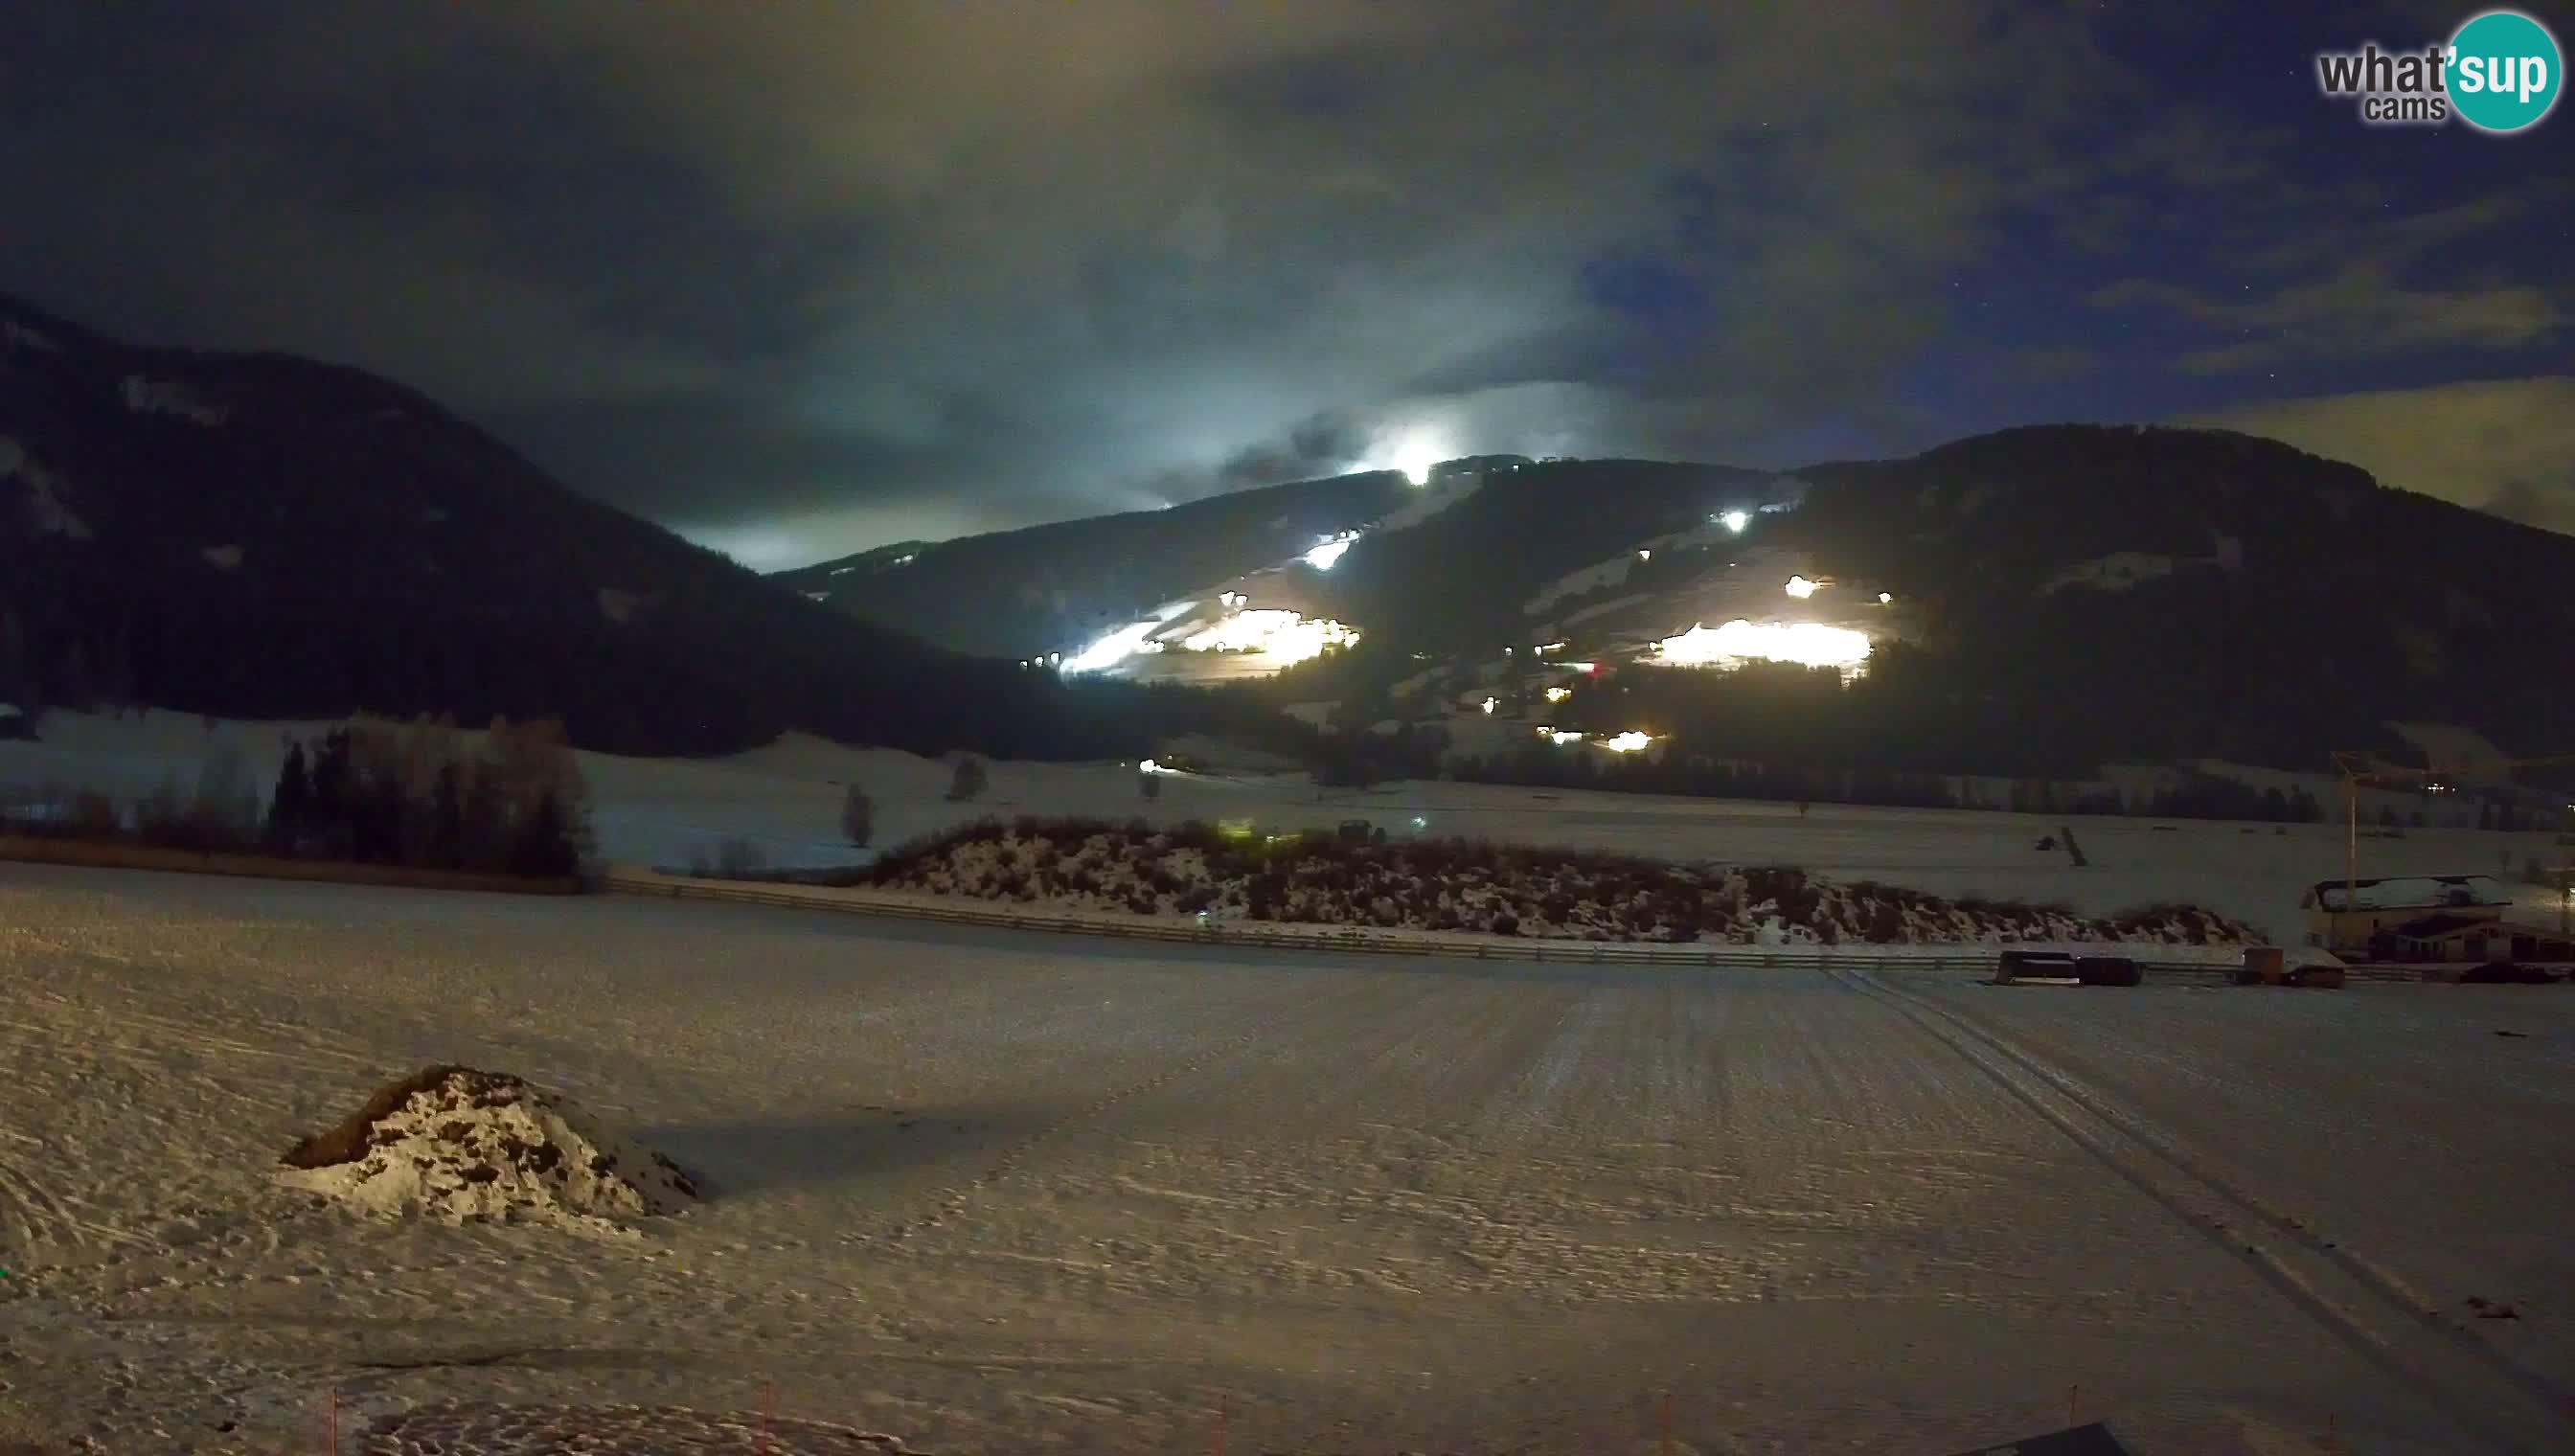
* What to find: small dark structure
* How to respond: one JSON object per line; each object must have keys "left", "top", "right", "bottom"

{"left": 1337, "top": 818, "right": 1373, "bottom": 843}
{"left": 2459, "top": 961, "right": 2562, "bottom": 985}
{"left": 2074, "top": 954, "right": 2141, "bottom": 987}
{"left": 0, "top": 702, "right": 33, "bottom": 741}
{"left": 1994, "top": 949, "right": 2140, "bottom": 987}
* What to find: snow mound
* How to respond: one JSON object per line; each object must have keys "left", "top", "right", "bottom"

{"left": 280, "top": 1066, "right": 700, "bottom": 1230}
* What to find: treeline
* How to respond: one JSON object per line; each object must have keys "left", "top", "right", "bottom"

{"left": 4, "top": 715, "right": 593, "bottom": 878}
{"left": 265, "top": 717, "right": 592, "bottom": 876}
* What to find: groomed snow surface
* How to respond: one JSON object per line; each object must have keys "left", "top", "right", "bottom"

{"left": 3, "top": 865, "right": 2569, "bottom": 1454}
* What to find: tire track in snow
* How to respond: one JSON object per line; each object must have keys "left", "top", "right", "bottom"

{"left": 1834, "top": 967, "right": 2574, "bottom": 1452}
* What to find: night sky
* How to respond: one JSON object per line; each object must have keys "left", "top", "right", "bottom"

{"left": 5, "top": 1, "right": 2567, "bottom": 566}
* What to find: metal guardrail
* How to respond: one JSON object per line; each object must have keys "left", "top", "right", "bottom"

{"left": 604, "top": 869, "right": 2399, "bottom": 978}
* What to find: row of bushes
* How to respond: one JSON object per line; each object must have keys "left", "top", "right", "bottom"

{"left": 858, "top": 815, "right": 2258, "bottom": 944}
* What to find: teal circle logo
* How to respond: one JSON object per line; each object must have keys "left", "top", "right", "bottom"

{"left": 2449, "top": 10, "right": 2562, "bottom": 132}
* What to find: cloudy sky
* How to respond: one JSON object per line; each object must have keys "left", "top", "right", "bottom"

{"left": 5, "top": 1, "right": 2568, "bottom": 566}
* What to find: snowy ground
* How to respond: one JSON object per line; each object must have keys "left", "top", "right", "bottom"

{"left": 2, "top": 863, "right": 2568, "bottom": 1454}
{"left": 8, "top": 711, "right": 2569, "bottom": 945}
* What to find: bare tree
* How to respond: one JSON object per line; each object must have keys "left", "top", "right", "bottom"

{"left": 841, "top": 783, "right": 875, "bottom": 847}
{"left": 946, "top": 755, "right": 989, "bottom": 802}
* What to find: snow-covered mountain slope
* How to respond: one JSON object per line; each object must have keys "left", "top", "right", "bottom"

{"left": 788, "top": 425, "right": 2575, "bottom": 771}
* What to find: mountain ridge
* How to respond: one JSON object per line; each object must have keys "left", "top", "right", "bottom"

{"left": 0, "top": 290, "right": 1276, "bottom": 761}
{"left": 786, "top": 424, "right": 2575, "bottom": 776}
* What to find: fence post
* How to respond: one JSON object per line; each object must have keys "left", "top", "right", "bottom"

{"left": 1658, "top": 1388, "right": 1675, "bottom": 1456}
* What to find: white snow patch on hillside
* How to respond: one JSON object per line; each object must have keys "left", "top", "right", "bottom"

{"left": 1524, "top": 555, "right": 1636, "bottom": 616}
{"left": 1372, "top": 473, "right": 1482, "bottom": 533}
{"left": 1388, "top": 664, "right": 1446, "bottom": 700}
{"left": 2038, "top": 551, "right": 2175, "bottom": 595}
{"left": 1561, "top": 591, "right": 1653, "bottom": 626}
{"left": 597, "top": 587, "right": 646, "bottom": 624}
{"left": 1954, "top": 481, "right": 2003, "bottom": 514}
{"left": 280, "top": 1067, "right": 701, "bottom": 1235}
{"left": 0, "top": 435, "right": 94, "bottom": 540}
{"left": 120, "top": 375, "right": 229, "bottom": 425}
{"left": 2, "top": 319, "right": 61, "bottom": 353}
{"left": 199, "top": 544, "right": 243, "bottom": 570}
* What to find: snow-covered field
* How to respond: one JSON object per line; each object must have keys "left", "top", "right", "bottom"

{"left": 11, "top": 710, "right": 2568, "bottom": 944}
{"left": 3, "top": 864, "right": 2569, "bottom": 1454}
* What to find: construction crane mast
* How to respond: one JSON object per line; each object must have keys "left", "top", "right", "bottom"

{"left": 2330, "top": 748, "right": 2575, "bottom": 938}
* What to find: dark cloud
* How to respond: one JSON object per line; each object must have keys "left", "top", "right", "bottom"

{"left": 4, "top": 1, "right": 2567, "bottom": 564}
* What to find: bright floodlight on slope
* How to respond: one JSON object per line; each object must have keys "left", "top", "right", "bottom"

{"left": 1303, "top": 534, "right": 1355, "bottom": 571}
{"left": 1600, "top": 731, "right": 1653, "bottom": 752}
{"left": 1720, "top": 510, "right": 1749, "bottom": 534}
{"left": 1879, "top": 591, "right": 1893, "bottom": 603}
{"left": 1653, "top": 620, "right": 1871, "bottom": 671}
{"left": 1785, "top": 575, "right": 1818, "bottom": 599}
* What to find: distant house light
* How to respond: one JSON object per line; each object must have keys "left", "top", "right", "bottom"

{"left": 1479, "top": 696, "right": 1497, "bottom": 715}
{"left": 1879, "top": 591, "right": 1893, "bottom": 603}
{"left": 1637, "top": 548, "right": 1652, "bottom": 561}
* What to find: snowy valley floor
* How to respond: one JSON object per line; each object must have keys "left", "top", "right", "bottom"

{"left": 2, "top": 863, "right": 2570, "bottom": 1455}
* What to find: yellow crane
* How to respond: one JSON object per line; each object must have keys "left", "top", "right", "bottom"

{"left": 2330, "top": 748, "right": 2575, "bottom": 940}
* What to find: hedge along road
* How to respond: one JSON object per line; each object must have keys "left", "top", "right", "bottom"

{"left": 0, "top": 859, "right": 2539, "bottom": 1455}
